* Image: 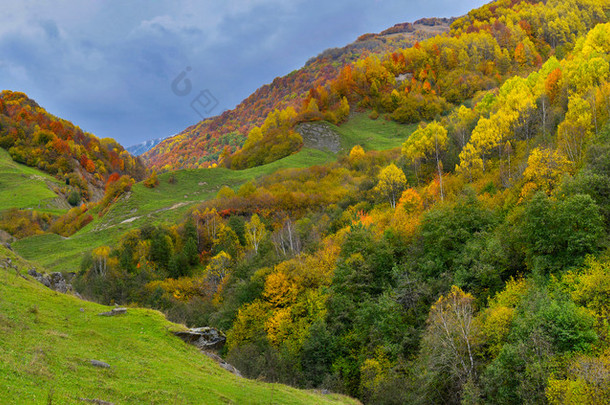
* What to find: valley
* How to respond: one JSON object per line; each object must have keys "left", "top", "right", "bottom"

{"left": 3, "top": 0, "right": 610, "bottom": 403}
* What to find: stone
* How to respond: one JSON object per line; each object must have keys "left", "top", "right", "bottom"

{"left": 97, "top": 308, "right": 127, "bottom": 316}
{"left": 396, "top": 73, "right": 413, "bottom": 82}
{"left": 89, "top": 360, "right": 111, "bottom": 369}
{"left": 173, "top": 326, "right": 227, "bottom": 351}
{"left": 173, "top": 327, "right": 242, "bottom": 377}
{"left": 28, "top": 269, "right": 73, "bottom": 293}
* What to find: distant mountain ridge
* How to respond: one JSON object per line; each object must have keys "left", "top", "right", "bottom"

{"left": 127, "top": 137, "right": 166, "bottom": 156}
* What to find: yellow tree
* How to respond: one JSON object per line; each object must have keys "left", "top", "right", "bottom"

{"left": 199, "top": 208, "right": 222, "bottom": 241}
{"left": 375, "top": 164, "right": 407, "bottom": 208}
{"left": 205, "top": 251, "right": 232, "bottom": 288}
{"left": 91, "top": 246, "right": 111, "bottom": 277}
{"left": 217, "top": 185, "right": 235, "bottom": 199}
{"left": 348, "top": 144, "right": 366, "bottom": 169}
{"left": 451, "top": 105, "right": 477, "bottom": 148}
{"left": 349, "top": 144, "right": 365, "bottom": 161}
{"left": 245, "top": 213, "right": 268, "bottom": 254}
{"left": 557, "top": 96, "right": 594, "bottom": 163}
{"left": 402, "top": 121, "right": 448, "bottom": 200}
{"left": 520, "top": 147, "right": 572, "bottom": 200}
{"left": 336, "top": 96, "right": 350, "bottom": 122}
{"left": 457, "top": 75, "right": 537, "bottom": 181}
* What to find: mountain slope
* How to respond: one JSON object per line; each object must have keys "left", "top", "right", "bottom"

{"left": 0, "top": 91, "right": 147, "bottom": 201}
{"left": 143, "top": 18, "right": 453, "bottom": 171}
{"left": 147, "top": 0, "right": 609, "bottom": 173}
{"left": 58, "top": 1, "right": 610, "bottom": 403}
{"left": 0, "top": 245, "right": 356, "bottom": 405}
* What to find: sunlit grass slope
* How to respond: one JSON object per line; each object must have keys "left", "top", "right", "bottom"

{"left": 0, "top": 245, "right": 358, "bottom": 405}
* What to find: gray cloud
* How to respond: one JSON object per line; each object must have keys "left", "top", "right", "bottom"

{"left": 0, "top": 0, "right": 487, "bottom": 146}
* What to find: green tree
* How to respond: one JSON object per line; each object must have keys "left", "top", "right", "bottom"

{"left": 521, "top": 193, "right": 603, "bottom": 273}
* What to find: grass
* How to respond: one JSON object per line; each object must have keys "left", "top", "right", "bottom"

{"left": 0, "top": 148, "right": 66, "bottom": 213}
{"left": 0, "top": 245, "right": 357, "bottom": 404}
{"left": 12, "top": 113, "right": 415, "bottom": 273}
{"left": 12, "top": 148, "right": 336, "bottom": 272}
{"left": 331, "top": 113, "right": 417, "bottom": 152}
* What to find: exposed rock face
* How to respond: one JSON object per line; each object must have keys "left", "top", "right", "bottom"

{"left": 174, "top": 327, "right": 227, "bottom": 351}
{"left": 296, "top": 121, "right": 341, "bottom": 153}
{"left": 27, "top": 269, "right": 72, "bottom": 293}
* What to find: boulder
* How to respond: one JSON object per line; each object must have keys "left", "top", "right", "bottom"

{"left": 173, "top": 326, "right": 226, "bottom": 351}
{"left": 174, "top": 327, "right": 242, "bottom": 377}
{"left": 89, "top": 360, "right": 111, "bottom": 369}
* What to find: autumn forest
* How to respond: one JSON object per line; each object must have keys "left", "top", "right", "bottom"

{"left": 4, "top": 0, "right": 610, "bottom": 403}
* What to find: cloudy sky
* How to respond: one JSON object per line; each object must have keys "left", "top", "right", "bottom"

{"left": 0, "top": 0, "right": 487, "bottom": 146}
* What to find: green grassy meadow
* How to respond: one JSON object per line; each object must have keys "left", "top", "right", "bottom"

{"left": 12, "top": 149, "right": 334, "bottom": 272}
{"left": 331, "top": 113, "right": 417, "bottom": 152}
{"left": 0, "top": 148, "right": 66, "bottom": 213}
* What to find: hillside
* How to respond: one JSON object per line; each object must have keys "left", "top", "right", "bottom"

{"left": 42, "top": 0, "right": 610, "bottom": 404}
{"left": 0, "top": 91, "right": 147, "bottom": 202}
{"left": 0, "top": 148, "right": 68, "bottom": 213}
{"left": 142, "top": 18, "right": 452, "bottom": 171}
{"left": 12, "top": 113, "right": 414, "bottom": 273}
{"left": 6, "top": 0, "right": 610, "bottom": 404}
{"left": 0, "top": 245, "right": 357, "bottom": 404}
{"left": 148, "top": 0, "right": 609, "bottom": 174}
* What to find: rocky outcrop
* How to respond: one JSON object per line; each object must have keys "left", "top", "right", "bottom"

{"left": 27, "top": 269, "right": 72, "bottom": 293}
{"left": 296, "top": 121, "right": 341, "bottom": 153}
{"left": 174, "top": 327, "right": 227, "bottom": 351}
{"left": 174, "top": 327, "right": 242, "bottom": 377}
